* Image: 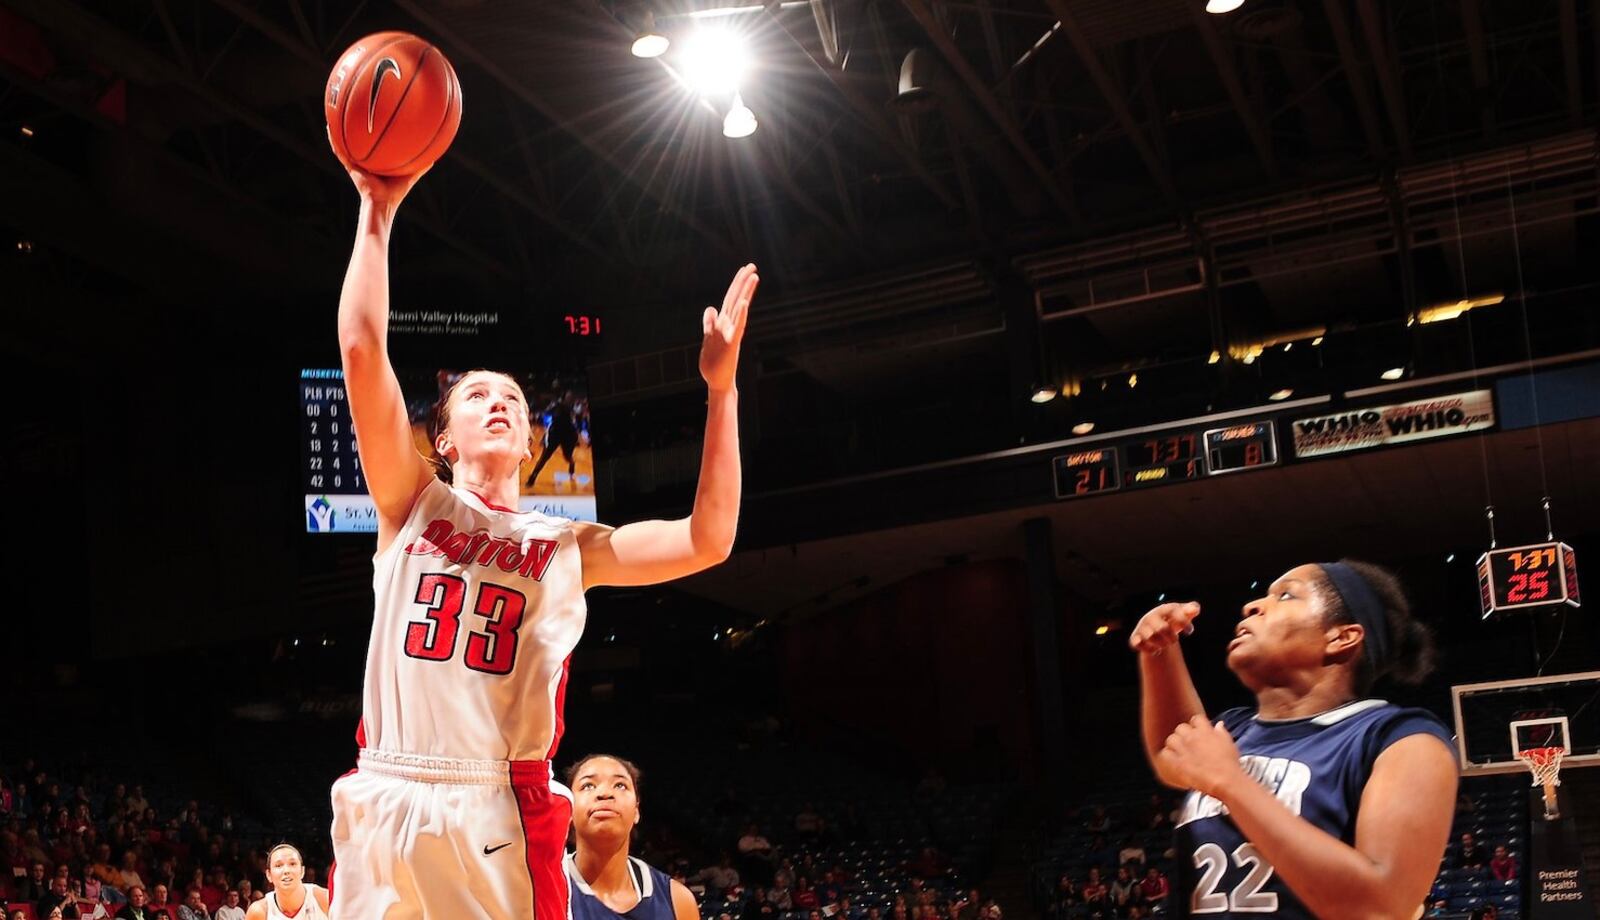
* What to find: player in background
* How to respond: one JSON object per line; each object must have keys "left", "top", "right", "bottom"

{"left": 1131, "top": 560, "right": 1457, "bottom": 918}
{"left": 566, "top": 755, "right": 699, "bottom": 920}
{"left": 526, "top": 390, "right": 582, "bottom": 491}
{"left": 329, "top": 153, "right": 757, "bottom": 920}
{"left": 246, "top": 845, "right": 328, "bottom": 920}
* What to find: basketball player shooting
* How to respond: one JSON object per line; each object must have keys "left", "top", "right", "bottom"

{"left": 326, "top": 152, "right": 757, "bottom": 919}
{"left": 1131, "top": 561, "right": 1459, "bottom": 918}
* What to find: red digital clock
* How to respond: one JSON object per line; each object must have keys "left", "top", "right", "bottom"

{"left": 564, "top": 314, "right": 602, "bottom": 336}
{"left": 1476, "top": 541, "right": 1581, "bottom": 618}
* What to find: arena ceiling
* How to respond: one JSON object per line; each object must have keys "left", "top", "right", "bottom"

{"left": 5, "top": 0, "right": 1599, "bottom": 644}
{"left": 0, "top": 0, "right": 1594, "bottom": 312}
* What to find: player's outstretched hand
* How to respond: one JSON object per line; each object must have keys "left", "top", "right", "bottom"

{"left": 328, "top": 126, "right": 429, "bottom": 207}
{"left": 1129, "top": 601, "right": 1200, "bottom": 656}
{"left": 700, "top": 263, "right": 759, "bottom": 393}
{"left": 1156, "top": 715, "right": 1243, "bottom": 797}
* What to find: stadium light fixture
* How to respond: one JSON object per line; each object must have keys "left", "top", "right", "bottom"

{"left": 681, "top": 26, "right": 749, "bottom": 95}
{"left": 1381, "top": 367, "right": 1406, "bottom": 381}
{"left": 723, "top": 94, "right": 757, "bottom": 138}
{"left": 1269, "top": 388, "right": 1294, "bottom": 401}
{"left": 631, "top": 12, "right": 671, "bottom": 58}
{"left": 1206, "top": 0, "right": 1247, "bottom": 12}
{"left": 1072, "top": 421, "right": 1095, "bottom": 436}
{"left": 1031, "top": 385, "right": 1057, "bottom": 404}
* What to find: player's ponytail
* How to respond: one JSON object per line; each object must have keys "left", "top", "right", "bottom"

{"left": 1317, "top": 559, "right": 1436, "bottom": 694}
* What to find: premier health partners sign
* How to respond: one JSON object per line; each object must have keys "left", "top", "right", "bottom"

{"left": 1290, "top": 389, "right": 1496, "bottom": 459}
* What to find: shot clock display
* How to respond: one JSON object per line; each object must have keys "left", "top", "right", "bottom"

{"left": 564, "top": 314, "right": 602, "bottom": 336}
{"left": 1476, "top": 541, "right": 1580, "bottom": 618}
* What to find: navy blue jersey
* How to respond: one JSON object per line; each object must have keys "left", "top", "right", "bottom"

{"left": 1170, "top": 699, "right": 1454, "bottom": 918}
{"left": 568, "top": 852, "right": 679, "bottom": 920}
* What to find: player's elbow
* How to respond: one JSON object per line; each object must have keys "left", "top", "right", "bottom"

{"left": 688, "top": 520, "right": 736, "bottom": 569}
{"left": 698, "top": 540, "right": 734, "bottom": 570}
{"left": 1342, "top": 880, "right": 1428, "bottom": 920}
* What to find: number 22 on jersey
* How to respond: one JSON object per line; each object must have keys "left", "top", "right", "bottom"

{"left": 1191, "top": 842, "right": 1278, "bottom": 913}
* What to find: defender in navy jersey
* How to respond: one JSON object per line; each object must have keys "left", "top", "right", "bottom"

{"left": 566, "top": 755, "right": 699, "bottom": 920}
{"left": 1131, "top": 561, "right": 1459, "bottom": 919}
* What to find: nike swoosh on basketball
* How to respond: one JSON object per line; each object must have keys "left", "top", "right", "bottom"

{"left": 367, "top": 58, "right": 402, "bottom": 133}
{"left": 483, "top": 842, "right": 513, "bottom": 856}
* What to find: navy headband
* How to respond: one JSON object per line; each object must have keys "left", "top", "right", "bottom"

{"left": 1320, "top": 562, "right": 1390, "bottom": 671}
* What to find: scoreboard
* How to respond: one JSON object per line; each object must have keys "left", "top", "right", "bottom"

{"left": 300, "top": 369, "right": 363, "bottom": 496}
{"left": 299, "top": 367, "right": 599, "bottom": 533}
{"left": 299, "top": 369, "right": 376, "bottom": 533}
{"left": 1054, "top": 420, "right": 1278, "bottom": 499}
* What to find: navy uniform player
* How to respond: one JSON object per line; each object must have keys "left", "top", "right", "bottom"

{"left": 566, "top": 755, "right": 700, "bottom": 920}
{"left": 1131, "top": 560, "right": 1457, "bottom": 919}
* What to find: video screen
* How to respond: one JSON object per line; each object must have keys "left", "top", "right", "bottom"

{"left": 300, "top": 367, "right": 597, "bottom": 533}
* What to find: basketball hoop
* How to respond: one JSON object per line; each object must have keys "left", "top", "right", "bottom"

{"left": 1518, "top": 746, "right": 1565, "bottom": 820}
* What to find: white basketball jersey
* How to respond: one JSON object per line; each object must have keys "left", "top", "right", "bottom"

{"left": 361, "top": 478, "right": 587, "bottom": 761}
{"left": 266, "top": 887, "right": 328, "bottom": 920}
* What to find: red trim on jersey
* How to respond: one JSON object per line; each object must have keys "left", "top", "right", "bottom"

{"left": 548, "top": 655, "right": 573, "bottom": 761}
{"left": 511, "top": 760, "right": 571, "bottom": 920}
{"left": 354, "top": 718, "right": 367, "bottom": 748}
{"left": 465, "top": 488, "right": 518, "bottom": 513}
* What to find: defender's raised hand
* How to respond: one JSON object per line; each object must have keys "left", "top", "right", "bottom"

{"left": 1129, "top": 601, "right": 1201, "bottom": 656}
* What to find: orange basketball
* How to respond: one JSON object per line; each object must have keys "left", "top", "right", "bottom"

{"left": 325, "top": 31, "right": 462, "bottom": 176}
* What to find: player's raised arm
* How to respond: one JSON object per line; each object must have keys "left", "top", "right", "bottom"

{"left": 1158, "top": 715, "right": 1458, "bottom": 918}
{"left": 1130, "top": 601, "right": 1207, "bottom": 783}
{"left": 577, "top": 264, "right": 759, "bottom": 589}
{"left": 334, "top": 157, "right": 435, "bottom": 551}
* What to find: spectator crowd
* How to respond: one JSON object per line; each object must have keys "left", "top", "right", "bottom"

{"left": 1, "top": 760, "right": 307, "bottom": 920}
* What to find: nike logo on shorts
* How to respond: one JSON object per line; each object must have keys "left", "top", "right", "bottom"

{"left": 484, "top": 842, "right": 514, "bottom": 856}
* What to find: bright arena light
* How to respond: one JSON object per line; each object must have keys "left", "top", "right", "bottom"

{"left": 723, "top": 94, "right": 757, "bottom": 138}
{"left": 631, "top": 11, "right": 670, "bottom": 58}
{"left": 681, "top": 27, "right": 750, "bottom": 95}
{"left": 1205, "top": 0, "right": 1247, "bottom": 12}
{"left": 632, "top": 32, "right": 670, "bottom": 59}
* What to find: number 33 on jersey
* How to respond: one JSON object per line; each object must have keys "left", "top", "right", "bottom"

{"left": 358, "top": 478, "right": 588, "bottom": 763}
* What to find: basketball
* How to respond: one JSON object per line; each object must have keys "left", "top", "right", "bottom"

{"left": 325, "top": 31, "right": 461, "bottom": 176}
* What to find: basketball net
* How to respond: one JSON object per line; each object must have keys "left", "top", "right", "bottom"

{"left": 1519, "top": 746, "right": 1565, "bottom": 820}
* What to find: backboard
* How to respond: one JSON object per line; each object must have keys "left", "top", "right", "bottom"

{"left": 1451, "top": 671, "right": 1600, "bottom": 777}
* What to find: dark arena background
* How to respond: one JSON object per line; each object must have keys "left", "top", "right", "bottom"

{"left": 4, "top": 0, "right": 1600, "bottom": 918}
